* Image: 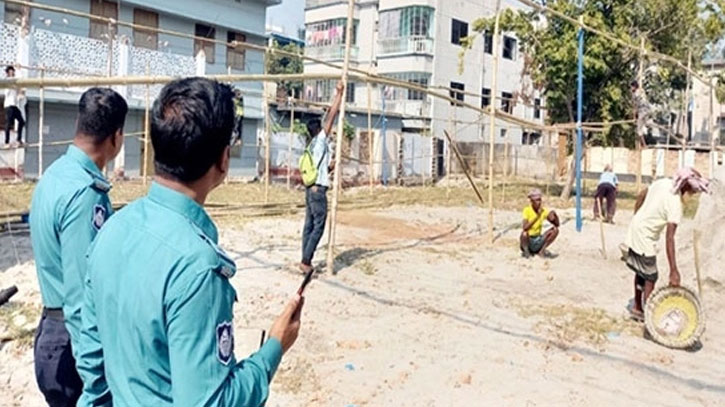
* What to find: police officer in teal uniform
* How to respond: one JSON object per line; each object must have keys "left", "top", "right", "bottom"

{"left": 77, "top": 78, "right": 304, "bottom": 407}
{"left": 29, "top": 88, "right": 127, "bottom": 407}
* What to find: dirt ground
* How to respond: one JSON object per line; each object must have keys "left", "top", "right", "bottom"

{"left": 1, "top": 184, "right": 724, "bottom": 406}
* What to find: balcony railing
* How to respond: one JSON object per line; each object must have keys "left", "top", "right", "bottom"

{"left": 305, "top": 0, "right": 346, "bottom": 9}
{"left": 378, "top": 36, "right": 434, "bottom": 56}
{"left": 305, "top": 44, "right": 359, "bottom": 61}
{"left": 0, "top": 23, "right": 197, "bottom": 100}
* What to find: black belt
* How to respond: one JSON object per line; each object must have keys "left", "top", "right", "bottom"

{"left": 42, "top": 307, "right": 64, "bottom": 320}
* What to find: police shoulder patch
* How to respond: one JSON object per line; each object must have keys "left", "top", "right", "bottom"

{"left": 216, "top": 321, "right": 234, "bottom": 365}
{"left": 91, "top": 204, "right": 107, "bottom": 231}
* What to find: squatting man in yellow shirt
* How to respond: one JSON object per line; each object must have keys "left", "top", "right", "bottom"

{"left": 520, "top": 189, "right": 560, "bottom": 258}
{"left": 624, "top": 167, "right": 710, "bottom": 322}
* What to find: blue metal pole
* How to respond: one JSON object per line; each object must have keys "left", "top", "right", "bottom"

{"left": 381, "top": 88, "right": 388, "bottom": 185}
{"left": 575, "top": 22, "right": 584, "bottom": 232}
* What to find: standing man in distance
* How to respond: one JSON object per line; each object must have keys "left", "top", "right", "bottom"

{"left": 29, "top": 88, "right": 127, "bottom": 407}
{"left": 624, "top": 167, "right": 709, "bottom": 322}
{"left": 77, "top": 78, "right": 303, "bottom": 407}
{"left": 299, "top": 81, "right": 344, "bottom": 274}
{"left": 4, "top": 65, "right": 26, "bottom": 146}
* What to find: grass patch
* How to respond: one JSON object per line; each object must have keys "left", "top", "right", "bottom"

{"left": 513, "top": 302, "right": 641, "bottom": 349}
{"left": 0, "top": 302, "right": 41, "bottom": 350}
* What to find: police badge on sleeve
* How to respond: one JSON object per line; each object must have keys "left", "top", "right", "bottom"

{"left": 216, "top": 321, "right": 234, "bottom": 365}
{"left": 92, "top": 205, "right": 107, "bottom": 231}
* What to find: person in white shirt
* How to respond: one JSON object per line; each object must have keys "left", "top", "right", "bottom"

{"left": 624, "top": 167, "right": 710, "bottom": 322}
{"left": 4, "top": 65, "right": 25, "bottom": 145}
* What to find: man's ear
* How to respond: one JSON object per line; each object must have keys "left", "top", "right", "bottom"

{"left": 218, "top": 145, "right": 231, "bottom": 175}
{"left": 111, "top": 128, "right": 123, "bottom": 148}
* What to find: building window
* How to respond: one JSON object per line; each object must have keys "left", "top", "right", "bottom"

{"left": 534, "top": 98, "right": 541, "bottom": 119}
{"left": 484, "top": 31, "right": 493, "bottom": 54}
{"left": 227, "top": 31, "right": 246, "bottom": 70}
{"left": 379, "top": 6, "right": 434, "bottom": 39}
{"left": 503, "top": 36, "right": 517, "bottom": 60}
{"left": 4, "top": 1, "right": 26, "bottom": 25}
{"left": 500, "top": 128, "right": 507, "bottom": 139}
{"left": 481, "top": 88, "right": 491, "bottom": 107}
{"left": 382, "top": 72, "right": 431, "bottom": 101}
{"left": 346, "top": 82, "right": 356, "bottom": 103}
{"left": 450, "top": 82, "right": 465, "bottom": 106}
{"left": 451, "top": 19, "right": 468, "bottom": 45}
{"left": 194, "top": 24, "right": 216, "bottom": 63}
{"left": 133, "top": 8, "right": 158, "bottom": 50}
{"left": 306, "top": 18, "right": 358, "bottom": 48}
{"left": 90, "top": 0, "right": 118, "bottom": 41}
{"left": 501, "top": 91, "right": 513, "bottom": 113}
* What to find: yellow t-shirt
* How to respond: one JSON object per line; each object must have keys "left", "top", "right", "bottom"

{"left": 625, "top": 178, "right": 682, "bottom": 256}
{"left": 522, "top": 205, "right": 549, "bottom": 237}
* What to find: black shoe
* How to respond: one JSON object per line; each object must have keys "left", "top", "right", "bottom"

{"left": 0, "top": 285, "right": 18, "bottom": 306}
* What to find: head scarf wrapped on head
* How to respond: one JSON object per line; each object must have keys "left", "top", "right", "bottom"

{"left": 527, "top": 188, "right": 542, "bottom": 199}
{"left": 672, "top": 167, "right": 710, "bottom": 194}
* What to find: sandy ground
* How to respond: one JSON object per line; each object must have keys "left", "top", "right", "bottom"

{"left": 1, "top": 204, "right": 724, "bottom": 406}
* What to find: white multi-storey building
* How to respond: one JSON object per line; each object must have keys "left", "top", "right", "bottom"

{"left": 303, "top": 0, "right": 546, "bottom": 178}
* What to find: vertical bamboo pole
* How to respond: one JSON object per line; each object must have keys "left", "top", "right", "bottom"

{"left": 287, "top": 98, "right": 294, "bottom": 189}
{"left": 326, "top": 0, "right": 356, "bottom": 274}
{"left": 446, "top": 107, "right": 453, "bottom": 196}
{"left": 709, "top": 68, "right": 716, "bottom": 177}
{"left": 501, "top": 136, "right": 509, "bottom": 203}
{"left": 636, "top": 37, "right": 645, "bottom": 191}
{"left": 487, "top": 0, "right": 502, "bottom": 243}
{"left": 263, "top": 51, "right": 271, "bottom": 203}
{"left": 38, "top": 67, "right": 44, "bottom": 178}
{"left": 545, "top": 130, "right": 552, "bottom": 195}
{"left": 142, "top": 63, "right": 150, "bottom": 185}
{"left": 367, "top": 81, "right": 373, "bottom": 193}
{"left": 682, "top": 51, "right": 692, "bottom": 161}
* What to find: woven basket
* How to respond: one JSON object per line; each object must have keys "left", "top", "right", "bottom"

{"left": 644, "top": 286, "right": 705, "bottom": 349}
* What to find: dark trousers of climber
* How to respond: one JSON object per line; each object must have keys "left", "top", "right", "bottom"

{"left": 593, "top": 183, "right": 617, "bottom": 222}
{"left": 5, "top": 106, "right": 24, "bottom": 144}
{"left": 301, "top": 185, "right": 328, "bottom": 266}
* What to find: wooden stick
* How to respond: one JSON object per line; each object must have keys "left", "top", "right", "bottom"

{"left": 598, "top": 197, "right": 607, "bottom": 259}
{"left": 636, "top": 37, "right": 645, "bottom": 191}
{"left": 325, "top": 0, "right": 356, "bottom": 275}
{"left": 367, "top": 81, "right": 373, "bottom": 194}
{"left": 38, "top": 67, "right": 44, "bottom": 178}
{"left": 287, "top": 100, "right": 294, "bottom": 189}
{"left": 444, "top": 130, "right": 485, "bottom": 206}
{"left": 693, "top": 229, "right": 703, "bottom": 300}
{"left": 142, "top": 63, "right": 150, "bottom": 185}
{"left": 488, "top": 0, "right": 503, "bottom": 243}
{"left": 263, "top": 53, "right": 270, "bottom": 204}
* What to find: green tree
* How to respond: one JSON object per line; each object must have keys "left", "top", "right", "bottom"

{"left": 266, "top": 40, "right": 304, "bottom": 98}
{"left": 462, "top": 0, "right": 725, "bottom": 147}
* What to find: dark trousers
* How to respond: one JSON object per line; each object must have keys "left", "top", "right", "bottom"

{"left": 5, "top": 106, "right": 25, "bottom": 143}
{"left": 593, "top": 183, "right": 617, "bottom": 220}
{"left": 301, "top": 185, "right": 328, "bottom": 265}
{"left": 34, "top": 309, "right": 83, "bottom": 407}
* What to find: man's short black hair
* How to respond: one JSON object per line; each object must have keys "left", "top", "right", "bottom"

{"left": 76, "top": 88, "right": 128, "bottom": 144}
{"left": 151, "top": 77, "right": 234, "bottom": 182}
{"left": 631, "top": 81, "right": 639, "bottom": 89}
{"left": 306, "top": 119, "right": 322, "bottom": 138}
{"left": 5, "top": 65, "right": 14, "bottom": 73}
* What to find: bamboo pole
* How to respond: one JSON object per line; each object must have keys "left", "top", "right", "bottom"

{"left": 447, "top": 107, "right": 454, "bottom": 196}
{"left": 263, "top": 52, "right": 270, "bottom": 203}
{"left": 636, "top": 37, "right": 645, "bottom": 191}
{"left": 38, "top": 67, "right": 44, "bottom": 178}
{"left": 598, "top": 197, "right": 607, "bottom": 259}
{"left": 709, "top": 69, "right": 716, "bottom": 177}
{"left": 501, "top": 138, "right": 509, "bottom": 203}
{"left": 444, "top": 130, "right": 485, "bottom": 205}
{"left": 488, "top": 0, "right": 503, "bottom": 244}
{"left": 682, "top": 52, "right": 692, "bottom": 158}
{"left": 3, "top": 0, "right": 716, "bottom": 92}
{"left": 367, "top": 81, "right": 373, "bottom": 194}
{"left": 693, "top": 229, "right": 703, "bottom": 300}
{"left": 287, "top": 98, "right": 294, "bottom": 189}
{"left": 142, "top": 63, "right": 150, "bottom": 185}
{"left": 326, "top": 0, "right": 356, "bottom": 275}
{"left": 545, "top": 131, "right": 552, "bottom": 195}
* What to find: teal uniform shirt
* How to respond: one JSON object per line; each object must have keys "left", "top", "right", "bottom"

{"left": 29, "top": 144, "right": 112, "bottom": 351}
{"left": 77, "top": 182, "right": 283, "bottom": 407}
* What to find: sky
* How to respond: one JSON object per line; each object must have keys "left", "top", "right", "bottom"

{"left": 266, "top": 0, "right": 305, "bottom": 39}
